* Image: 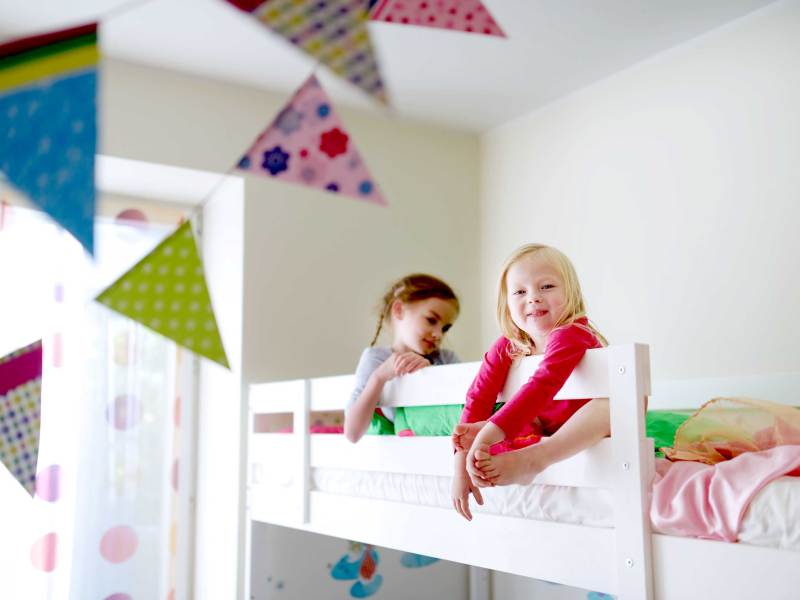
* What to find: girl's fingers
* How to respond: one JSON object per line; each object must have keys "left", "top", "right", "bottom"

{"left": 462, "top": 499, "right": 472, "bottom": 521}
{"left": 454, "top": 497, "right": 470, "bottom": 521}
{"left": 472, "top": 487, "right": 484, "bottom": 505}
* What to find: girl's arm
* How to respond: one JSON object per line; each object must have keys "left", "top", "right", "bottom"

{"left": 489, "top": 324, "right": 597, "bottom": 440}
{"left": 344, "top": 351, "right": 430, "bottom": 443}
{"left": 460, "top": 337, "right": 513, "bottom": 423}
{"left": 344, "top": 363, "right": 392, "bottom": 443}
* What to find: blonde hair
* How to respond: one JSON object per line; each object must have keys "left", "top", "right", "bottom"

{"left": 370, "top": 273, "right": 460, "bottom": 346}
{"left": 496, "top": 244, "right": 607, "bottom": 357}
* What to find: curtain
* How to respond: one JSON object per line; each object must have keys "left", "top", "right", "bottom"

{"left": 0, "top": 204, "right": 185, "bottom": 600}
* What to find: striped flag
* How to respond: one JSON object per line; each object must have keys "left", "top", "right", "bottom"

{"left": 0, "top": 23, "right": 99, "bottom": 255}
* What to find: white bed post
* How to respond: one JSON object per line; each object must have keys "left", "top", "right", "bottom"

{"left": 294, "top": 379, "right": 311, "bottom": 524}
{"left": 608, "top": 344, "right": 654, "bottom": 599}
{"left": 468, "top": 566, "right": 491, "bottom": 600}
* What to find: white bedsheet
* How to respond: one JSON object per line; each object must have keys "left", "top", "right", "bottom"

{"left": 308, "top": 468, "right": 800, "bottom": 552}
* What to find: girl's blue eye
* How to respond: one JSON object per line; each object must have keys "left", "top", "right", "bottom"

{"left": 442, "top": 324, "right": 452, "bottom": 333}
{"left": 541, "top": 284, "right": 555, "bottom": 290}
{"left": 426, "top": 317, "right": 437, "bottom": 325}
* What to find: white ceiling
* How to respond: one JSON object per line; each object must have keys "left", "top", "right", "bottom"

{"left": 0, "top": 0, "right": 778, "bottom": 131}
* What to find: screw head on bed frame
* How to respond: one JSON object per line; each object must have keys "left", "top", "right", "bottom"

{"left": 622, "top": 461, "right": 630, "bottom": 471}
{"left": 617, "top": 366, "right": 626, "bottom": 374}
{"left": 625, "top": 558, "right": 634, "bottom": 568}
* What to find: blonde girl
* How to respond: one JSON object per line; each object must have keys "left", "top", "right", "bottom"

{"left": 345, "top": 274, "right": 460, "bottom": 443}
{"left": 451, "top": 244, "right": 609, "bottom": 520}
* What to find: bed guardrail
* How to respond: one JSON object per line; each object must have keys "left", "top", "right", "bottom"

{"left": 248, "top": 343, "right": 654, "bottom": 599}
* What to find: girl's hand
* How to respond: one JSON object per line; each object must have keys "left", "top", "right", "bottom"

{"left": 372, "top": 352, "right": 431, "bottom": 384}
{"left": 391, "top": 352, "right": 431, "bottom": 377}
{"left": 451, "top": 452, "right": 483, "bottom": 521}
{"left": 372, "top": 354, "right": 399, "bottom": 383}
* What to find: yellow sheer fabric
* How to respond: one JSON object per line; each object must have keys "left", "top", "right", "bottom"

{"left": 663, "top": 397, "right": 800, "bottom": 464}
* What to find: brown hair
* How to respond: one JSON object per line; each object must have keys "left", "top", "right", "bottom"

{"left": 370, "top": 273, "right": 460, "bottom": 346}
{"left": 496, "top": 244, "right": 607, "bottom": 357}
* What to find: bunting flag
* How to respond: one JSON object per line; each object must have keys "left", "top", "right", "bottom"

{"left": 237, "top": 74, "right": 386, "bottom": 205}
{"left": 0, "top": 23, "right": 99, "bottom": 255}
{"left": 95, "top": 221, "right": 230, "bottom": 369}
{"left": 370, "top": 0, "right": 506, "bottom": 37}
{"left": 226, "top": 0, "right": 388, "bottom": 104}
{"left": 0, "top": 340, "right": 43, "bottom": 496}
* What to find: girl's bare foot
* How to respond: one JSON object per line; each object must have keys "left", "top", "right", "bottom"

{"left": 473, "top": 443, "right": 544, "bottom": 486}
{"left": 451, "top": 421, "right": 487, "bottom": 452}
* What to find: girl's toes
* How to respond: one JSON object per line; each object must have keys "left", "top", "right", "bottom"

{"left": 474, "top": 448, "right": 491, "bottom": 460}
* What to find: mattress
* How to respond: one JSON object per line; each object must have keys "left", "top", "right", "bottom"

{"left": 305, "top": 468, "right": 800, "bottom": 552}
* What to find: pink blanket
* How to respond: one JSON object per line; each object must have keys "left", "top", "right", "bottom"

{"left": 651, "top": 445, "right": 800, "bottom": 541}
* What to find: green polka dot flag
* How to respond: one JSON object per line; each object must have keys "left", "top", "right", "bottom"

{"left": 95, "top": 221, "right": 230, "bottom": 369}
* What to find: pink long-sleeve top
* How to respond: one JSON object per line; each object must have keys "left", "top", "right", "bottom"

{"left": 461, "top": 318, "right": 602, "bottom": 439}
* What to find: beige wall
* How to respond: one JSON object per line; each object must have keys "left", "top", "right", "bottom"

{"left": 482, "top": 2, "right": 800, "bottom": 597}
{"left": 480, "top": 0, "right": 800, "bottom": 382}
{"left": 101, "top": 59, "right": 483, "bottom": 385}
{"left": 101, "top": 58, "right": 481, "bottom": 599}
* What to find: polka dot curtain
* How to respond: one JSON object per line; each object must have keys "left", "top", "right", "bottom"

{"left": 0, "top": 206, "right": 183, "bottom": 599}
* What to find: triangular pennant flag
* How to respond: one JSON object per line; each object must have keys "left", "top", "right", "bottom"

{"left": 224, "top": 0, "right": 265, "bottom": 11}
{"left": 370, "top": 0, "right": 506, "bottom": 37}
{"left": 0, "top": 23, "right": 99, "bottom": 255}
{"left": 95, "top": 221, "right": 230, "bottom": 369}
{"left": 237, "top": 74, "right": 386, "bottom": 205}
{"left": 243, "top": 0, "right": 388, "bottom": 104}
{"left": 0, "top": 340, "right": 42, "bottom": 496}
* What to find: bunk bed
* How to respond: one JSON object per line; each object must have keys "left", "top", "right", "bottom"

{"left": 246, "top": 344, "right": 800, "bottom": 599}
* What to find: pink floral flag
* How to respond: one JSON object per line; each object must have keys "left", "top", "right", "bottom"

{"left": 236, "top": 74, "right": 386, "bottom": 206}
{"left": 224, "top": 0, "right": 388, "bottom": 104}
{"left": 370, "top": 0, "right": 506, "bottom": 37}
{"left": 0, "top": 340, "right": 43, "bottom": 496}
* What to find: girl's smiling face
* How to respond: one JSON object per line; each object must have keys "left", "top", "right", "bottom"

{"left": 391, "top": 297, "right": 458, "bottom": 356}
{"left": 505, "top": 253, "right": 566, "bottom": 345}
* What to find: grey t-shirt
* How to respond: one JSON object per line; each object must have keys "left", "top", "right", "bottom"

{"left": 348, "top": 347, "right": 460, "bottom": 422}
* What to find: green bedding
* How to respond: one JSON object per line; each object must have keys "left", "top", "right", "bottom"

{"left": 368, "top": 406, "right": 692, "bottom": 456}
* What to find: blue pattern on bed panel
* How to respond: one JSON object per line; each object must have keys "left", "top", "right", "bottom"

{"left": 400, "top": 552, "right": 440, "bottom": 568}
{"left": 251, "top": 523, "right": 467, "bottom": 599}
{"left": 331, "top": 544, "right": 383, "bottom": 597}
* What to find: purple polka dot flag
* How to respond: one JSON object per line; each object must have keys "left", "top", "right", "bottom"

{"left": 0, "top": 24, "right": 99, "bottom": 255}
{"left": 370, "top": 0, "right": 505, "bottom": 37}
{"left": 224, "top": 0, "right": 388, "bottom": 105}
{"left": 237, "top": 73, "right": 386, "bottom": 206}
{"left": 0, "top": 340, "right": 43, "bottom": 496}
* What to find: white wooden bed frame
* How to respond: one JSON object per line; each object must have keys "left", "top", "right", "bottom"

{"left": 246, "top": 344, "right": 800, "bottom": 599}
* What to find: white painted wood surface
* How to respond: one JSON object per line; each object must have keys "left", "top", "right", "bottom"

{"left": 246, "top": 344, "right": 800, "bottom": 599}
